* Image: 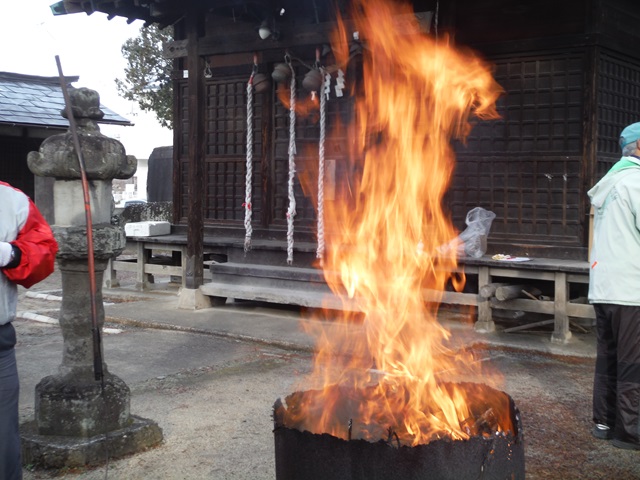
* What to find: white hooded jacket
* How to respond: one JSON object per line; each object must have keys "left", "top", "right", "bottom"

{"left": 0, "top": 185, "right": 30, "bottom": 326}
{"left": 0, "top": 183, "right": 57, "bottom": 327}
{"left": 588, "top": 156, "right": 640, "bottom": 305}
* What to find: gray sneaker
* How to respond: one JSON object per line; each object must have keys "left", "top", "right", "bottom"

{"left": 592, "top": 423, "right": 613, "bottom": 440}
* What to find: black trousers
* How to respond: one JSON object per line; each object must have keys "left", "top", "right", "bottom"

{"left": 0, "top": 323, "right": 21, "bottom": 480}
{"left": 592, "top": 304, "right": 640, "bottom": 444}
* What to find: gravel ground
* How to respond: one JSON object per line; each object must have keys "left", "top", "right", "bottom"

{"left": 493, "top": 348, "right": 640, "bottom": 480}
{"left": 13, "top": 261, "right": 640, "bottom": 479}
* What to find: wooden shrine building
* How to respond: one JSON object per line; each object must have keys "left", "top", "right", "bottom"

{"left": 56, "top": 0, "right": 640, "bottom": 321}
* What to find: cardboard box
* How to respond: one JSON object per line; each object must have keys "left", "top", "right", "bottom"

{"left": 124, "top": 221, "right": 171, "bottom": 237}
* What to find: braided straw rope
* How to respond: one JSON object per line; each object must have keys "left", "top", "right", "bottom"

{"left": 244, "top": 71, "right": 255, "bottom": 252}
{"left": 286, "top": 62, "right": 297, "bottom": 265}
{"left": 316, "top": 68, "right": 328, "bottom": 261}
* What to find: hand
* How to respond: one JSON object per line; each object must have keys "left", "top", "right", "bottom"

{"left": 0, "top": 242, "right": 13, "bottom": 267}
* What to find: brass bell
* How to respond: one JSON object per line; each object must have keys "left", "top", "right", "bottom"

{"left": 302, "top": 69, "right": 323, "bottom": 92}
{"left": 271, "top": 63, "right": 291, "bottom": 84}
{"left": 253, "top": 73, "right": 270, "bottom": 93}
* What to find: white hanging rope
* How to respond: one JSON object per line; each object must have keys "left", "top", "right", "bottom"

{"left": 286, "top": 58, "right": 297, "bottom": 265}
{"left": 244, "top": 62, "right": 257, "bottom": 253}
{"left": 316, "top": 67, "right": 328, "bottom": 261}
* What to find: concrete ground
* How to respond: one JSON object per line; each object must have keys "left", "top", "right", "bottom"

{"left": 13, "top": 264, "right": 640, "bottom": 479}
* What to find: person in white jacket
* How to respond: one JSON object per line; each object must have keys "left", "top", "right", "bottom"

{"left": 0, "top": 182, "right": 57, "bottom": 480}
{"left": 588, "top": 122, "right": 640, "bottom": 450}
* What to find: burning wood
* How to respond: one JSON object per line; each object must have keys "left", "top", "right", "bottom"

{"left": 276, "top": 382, "right": 515, "bottom": 446}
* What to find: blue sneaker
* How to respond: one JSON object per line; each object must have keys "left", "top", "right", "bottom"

{"left": 592, "top": 424, "right": 613, "bottom": 440}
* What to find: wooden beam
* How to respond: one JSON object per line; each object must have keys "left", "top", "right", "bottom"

{"left": 198, "top": 21, "right": 334, "bottom": 57}
{"left": 196, "top": 12, "right": 434, "bottom": 57}
{"left": 185, "top": 8, "right": 205, "bottom": 289}
{"left": 163, "top": 39, "right": 188, "bottom": 59}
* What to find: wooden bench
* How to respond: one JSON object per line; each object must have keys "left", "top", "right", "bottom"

{"left": 433, "top": 256, "right": 594, "bottom": 344}
{"left": 106, "top": 235, "right": 188, "bottom": 289}
{"left": 104, "top": 234, "right": 316, "bottom": 290}
{"left": 105, "top": 234, "right": 226, "bottom": 290}
{"left": 106, "top": 236, "right": 593, "bottom": 344}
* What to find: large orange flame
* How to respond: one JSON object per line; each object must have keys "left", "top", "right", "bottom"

{"left": 288, "top": 0, "right": 506, "bottom": 446}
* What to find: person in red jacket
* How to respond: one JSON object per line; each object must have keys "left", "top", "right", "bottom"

{"left": 0, "top": 181, "right": 58, "bottom": 480}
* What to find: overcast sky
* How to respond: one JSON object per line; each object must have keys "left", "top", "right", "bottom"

{"left": 1, "top": 0, "right": 172, "bottom": 159}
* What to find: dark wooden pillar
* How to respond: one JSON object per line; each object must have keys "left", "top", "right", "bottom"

{"left": 582, "top": 0, "right": 600, "bottom": 253}
{"left": 185, "top": 9, "right": 205, "bottom": 289}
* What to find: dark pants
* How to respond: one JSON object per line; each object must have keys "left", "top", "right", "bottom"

{"left": 0, "top": 346, "right": 21, "bottom": 479}
{"left": 592, "top": 304, "right": 640, "bottom": 445}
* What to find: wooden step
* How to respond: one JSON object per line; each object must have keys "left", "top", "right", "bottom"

{"left": 202, "top": 262, "right": 358, "bottom": 310}
{"left": 199, "top": 281, "right": 358, "bottom": 311}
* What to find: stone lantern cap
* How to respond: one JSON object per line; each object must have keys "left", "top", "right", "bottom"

{"left": 28, "top": 87, "right": 136, "bottom": 181}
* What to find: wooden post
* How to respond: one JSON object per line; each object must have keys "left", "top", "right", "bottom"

{"left": 104, "top": 258, "right": 119, "bottom": 289}
{"left": 551, "top": 271, "right": 572, "bottom": 344}
{"left": 184, "top": 9, "right": 205, "bottom": 290}
{"left": 135, "top": 241, "right": 152, "bottom": 290}
{"left": 582, "top": 9, "right": 599, "bottom": 255}
{"left": 474, "top": 266, "right": 495, "bottom": 333}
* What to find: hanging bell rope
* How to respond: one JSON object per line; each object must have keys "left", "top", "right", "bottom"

{"left": 316, "top": 57, "right": 328, "bottom": 262}
{"left": 244, "top": 54, "right": 258, "bottom": 252}
{"left": 286, "top": 53, "right": 297, "bottom": 265}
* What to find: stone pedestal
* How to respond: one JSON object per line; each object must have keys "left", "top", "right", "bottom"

{"left": 35, "top": 372, "right": 130, "bottom": 437}
{"left": 178, "top": 287, "right": 214, "bottom": 310}
{"left": 23, "top": 87, "right": 162, "bottom": 469}
{"left": 21, "top": 415, "right": 162, "bottom": 470}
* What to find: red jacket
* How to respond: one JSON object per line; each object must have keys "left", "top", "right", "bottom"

{"left": 1, "top": 182, "right": 58, "bottom": 289}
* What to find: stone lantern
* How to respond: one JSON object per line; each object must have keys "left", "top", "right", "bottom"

{"left": 21, "top": 87, "right": 162, "bottom": 468}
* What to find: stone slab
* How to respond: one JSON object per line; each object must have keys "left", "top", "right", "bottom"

{"left": 125, "top": 221, "right": 171, "bottom": 237}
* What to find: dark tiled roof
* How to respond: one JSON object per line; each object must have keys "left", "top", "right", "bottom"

{"left": 54, "top": 1, "right": 330, "bottom": 27}
{"left": 0, "top": 72, "right": 132, "bottom": 128}
{"left": 56, "top": 0, "right": 202, "bottom": 25}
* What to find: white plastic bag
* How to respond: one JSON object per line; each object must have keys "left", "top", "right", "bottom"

{"left": 441, "top": 207, "right": 496, "bottom": 258}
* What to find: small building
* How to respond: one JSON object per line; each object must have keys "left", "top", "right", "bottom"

{"left": 0, "top": 71, "right": 131, "bottom": 216}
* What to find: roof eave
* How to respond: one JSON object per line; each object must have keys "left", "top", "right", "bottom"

{"left": 52, "top": 0, "right": 184, "bottom": 26}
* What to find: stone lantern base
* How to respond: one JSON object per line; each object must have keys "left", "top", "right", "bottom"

{"left": 35, "top": 372, "right": 130, "bottom": 437}
{"left": 21, "top": 371, "right": 162, "bottom": 468}
{"left": 21, "top": 415, "right": 162, "bottom": 469}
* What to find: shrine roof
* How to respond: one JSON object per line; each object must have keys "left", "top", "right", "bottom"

{"left": 0, "top": 71, "right": 132, "bottom": 129}
{"left": 51, "top": 1, "right": 338, "bottom": 27}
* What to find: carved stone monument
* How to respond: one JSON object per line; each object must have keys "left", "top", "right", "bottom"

{"left": 21, "top": 87, "right": 163, "bottom": 468}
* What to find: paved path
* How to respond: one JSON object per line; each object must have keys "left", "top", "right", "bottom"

{"left": 16, "top": 267, "right": 633, "bottom": 480}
